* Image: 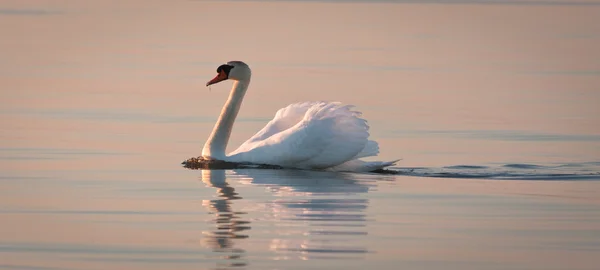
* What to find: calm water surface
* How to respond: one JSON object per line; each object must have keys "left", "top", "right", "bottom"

{"left": 1, "top": 0, "right": 600, "bottom": 269}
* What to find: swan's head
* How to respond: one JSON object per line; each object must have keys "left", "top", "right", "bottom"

{"left": 206, "top": 61, "right": 251, "bottom": 86}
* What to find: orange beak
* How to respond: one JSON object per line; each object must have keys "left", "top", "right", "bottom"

{"left": 206, "top": 70, "right": 228, "bottom": 86}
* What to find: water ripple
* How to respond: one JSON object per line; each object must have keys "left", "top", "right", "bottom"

{"left": 394, "top": 162, "right": 600, "bottom": 180}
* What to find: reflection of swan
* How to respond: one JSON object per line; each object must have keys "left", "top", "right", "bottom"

{"left": 232, "top": 169, "right": 372, "bottom": 194}
{"left": 202, "top": 169, "right": 372, "bottom": 261}
{"left": 200, "top": 170, "right": 249, "bottom": 268}
{"left": 202, "top": 61, "right": 397, "bottom": 172}
{"left": 230, "top": 169, "right": 372, "bottom": 260}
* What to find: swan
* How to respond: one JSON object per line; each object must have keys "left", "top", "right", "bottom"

{"left": 202, "top": 61, "right": 397, "bottom": 172}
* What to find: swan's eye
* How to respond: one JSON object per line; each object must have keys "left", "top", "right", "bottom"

{"left": 216, "top": 64, "right": 234, "bottom": 76}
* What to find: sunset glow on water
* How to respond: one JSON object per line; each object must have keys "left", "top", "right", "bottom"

{"left": 1, "top": 1, "right": 599, "bottom": 269}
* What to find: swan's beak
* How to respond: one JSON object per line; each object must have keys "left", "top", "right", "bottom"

{"left": 206, "top": 71, "right": 228, "bottom": 86}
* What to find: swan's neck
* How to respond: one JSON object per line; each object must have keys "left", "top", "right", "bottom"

{"left": 202, "top": 79, "right": 250, "bottom": 160}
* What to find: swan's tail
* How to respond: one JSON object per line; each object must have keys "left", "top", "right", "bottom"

{"left": 328, "top": 159, "right": 400, "bottom": 172}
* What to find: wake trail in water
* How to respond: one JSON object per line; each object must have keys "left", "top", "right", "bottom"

{"left": 390, "top": 162, "right": 600, "bottom": 181}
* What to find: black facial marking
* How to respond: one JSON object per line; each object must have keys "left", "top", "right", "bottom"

{"left": 216, "top": 64, "right": 234, "bottom": 76}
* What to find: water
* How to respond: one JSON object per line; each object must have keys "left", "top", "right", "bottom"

{"left": 1, "top": 0, "right": 600, "bottom": 269}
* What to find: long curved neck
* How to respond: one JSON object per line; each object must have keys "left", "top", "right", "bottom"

{"left": 202, "top": 79, "right": 250, "bottom": 160}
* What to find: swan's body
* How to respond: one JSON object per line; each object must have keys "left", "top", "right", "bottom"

{"left": 202, "top": 61, "right": 397, "bottom": 172}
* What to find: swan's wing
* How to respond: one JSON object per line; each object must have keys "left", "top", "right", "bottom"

{"left": 228, "top": 102, "right": 369, "bottom": 169}
{"left": 228, "top": 116, "right": 333, "bottom": 165}
{"left": 353, "top": 140, "right": 379, "bottom": 159}
{"left": 240, "top": 101, "right": 325, "bottom": 145}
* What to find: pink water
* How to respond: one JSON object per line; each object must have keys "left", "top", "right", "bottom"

{"left": 1, "top": 1, "right": 600, "bottom": 269}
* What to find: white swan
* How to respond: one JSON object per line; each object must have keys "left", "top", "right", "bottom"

{"left": 202, "top": 61, "right": 397, "bottom": 172}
